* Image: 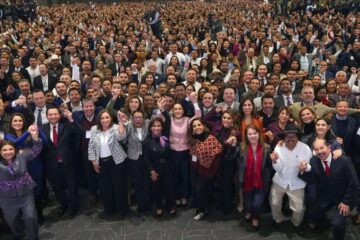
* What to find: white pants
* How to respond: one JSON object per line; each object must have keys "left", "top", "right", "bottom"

{"left": 270, "top": 182, "right": 305, "bottom": 226}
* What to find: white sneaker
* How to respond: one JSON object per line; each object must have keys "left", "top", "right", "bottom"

{"left": 237, "top": 204, "right": 244, "bottom": 213}
{"left": 194, "top": 212, "right": 205, "bottom": 221}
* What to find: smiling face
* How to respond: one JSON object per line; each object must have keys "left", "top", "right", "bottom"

{"left": 129, "top": 98, "right": 140, "bottom": 112}
{"left": 0, "top": 144, "right": 16, "bottom": 161}
{"left": 150, "top": 120, "right": 163, "bottom": 135}
{"left": 100, "top": 112, "right": 112, "bottom": 130}
{"left": 10, "top": 115, "right": 24, "bottom": 132}
{"left": 222, "top": 112, "right": 233, "bottom": 128}
{"left": 192, "top": 119, "right": 205, "bottom": 135}
{"left": 246, "top": 127, "right": 260, "bottom": 145}
{"left": 300, "top": 109, "right": 315, "bottom": 124}
{"left": 242, "top": 99, "right": 253, "bottom": 116}
{"left": 313, "top": 139, "right": 331, "bottom": 161}
{"left": 172, "top": 103, "right": 184, "bottom": 119}
{"left": 315, "top": 119, "right": 330, "bottom": 137}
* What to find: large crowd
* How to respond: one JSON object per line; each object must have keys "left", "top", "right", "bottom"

{"left": 0, "top": 0, "right": 360, "bottom": 239}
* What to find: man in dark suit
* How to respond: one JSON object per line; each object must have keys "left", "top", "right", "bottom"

{"left": 299, "top": 139, "right": 359, "bottom": 240}
{"left": 33, "top": 64, "right": 57, "bottom": 92}
{"left": 11, "top": 57, "right": 31, "bottom": 81}
{"left": 41, "top": 107, "right": 78, "bottom": 218}
{"left": 330, "top": 100, "right": 357, "bottom": 155}
{"left": 275, "top": 78, "right": 301, "bottom": 108}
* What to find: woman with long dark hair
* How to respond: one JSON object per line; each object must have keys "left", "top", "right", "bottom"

{"left": 4, "top": 113, "right": 47, "bottom": 225}
{"left": 189, "top": 118, "right": 223, "bottom": 220}
{"left": 0, "top": 126, "right": 42, "bottom": 240}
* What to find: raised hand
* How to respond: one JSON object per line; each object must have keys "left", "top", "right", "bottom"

{"left": 188, "top": 91, "right": 198, "bottom": 104}
{"left": 117, "top": 111, "right": 128, "bottom": 123}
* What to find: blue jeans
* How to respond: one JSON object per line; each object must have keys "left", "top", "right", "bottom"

{"left": 244, "top": 188, "right": 266, "bottom": 219}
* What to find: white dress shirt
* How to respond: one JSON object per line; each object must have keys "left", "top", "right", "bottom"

{"left": 99, "top": 130, "right": 112, "bottom": 158}
{"left": 35, "top": 106, "right": 49, "bottom": 125}
{"left": 272, "top": 141, "right": 312, "bottom": 190}
{"left": 26, "top": 66, "right": 40, "bottom": 84}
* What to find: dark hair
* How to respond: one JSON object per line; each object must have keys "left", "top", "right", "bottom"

{"left": 9, "top": 113, "right": 27, "bottom": 136}
{"left": 96, "top": 110, "right": 113, "bottom": 131}
{"left": 33, "top": 89, "right": 45, "bottom": 95}
{"left": 189, "top": 117, "right": 209, "bottom": 141}
{"left": 261, "top": 93, "right": 275, "bottom": 104}
{"left": 0, "top": 141, "right": 17, "bottom": 160}
{"left": 237, "top": 97, "right": 257, "bottom": 123}
{"left": 68, "top": 87, "right": 81, "bottom": 95}
{"left": 148, "top": 117, "right": 165, "bottom": 133}
{"left": 46, "top": 106, "right": 61, "bottom": 115}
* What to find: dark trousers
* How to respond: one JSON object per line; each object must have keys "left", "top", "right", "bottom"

{"left": 171, "top": 150, "right": 190, "bottom": 200}
{"left": 307, "top": 187, "right": 348, "bottom": 240}
{"left": 82, "top": 154, "right": 98, "bottom": 200}
{"left": 49, "top": 163, "right": 78, "bottom": 213}
{"left": 196, "top": 175, "right": 214, "bottom": 213}
{"left": 0, "top": 192, "right": 38, "bottom": 240}
{"left": 99, "top": 159, "right": 128, "bottom": 215}
{"left": 352, "top": 155, "right": 360, "bottom": 212}
{"left": 244, "top": 188, "right": 266, "bottom": 219}
{"left": 152, "top": 160, "right": 175, "bottom": 210}
{"left": 129, "top": 157, "right": 150, "bottom": 212}
{"left": 190, "top": 164, "right": 198, "bottom": 208}
{"left": 27, "top": 158, "right": 44, "bottom": 222}
{"left": 218, "top": 158, "right": 236, "bottom": 212}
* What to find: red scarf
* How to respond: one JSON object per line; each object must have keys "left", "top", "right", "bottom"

{"left": 243, "top": 145, "right": 264, "bottom": 191}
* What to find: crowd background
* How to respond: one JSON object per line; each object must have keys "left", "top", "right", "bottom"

{"left": 0, "top": 0, "right": 360, "bottom": 239}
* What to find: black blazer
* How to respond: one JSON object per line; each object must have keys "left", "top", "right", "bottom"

{"left": 33, "top": 75, "right": 57, "bottom": 92}
{"left": 40, "top": 121, "right": 78, "bottom": 180}
{"left": 330, "top": 115, "right": 356, "bottom": 155}
{"left": 299, "top": 155, "right": 359, "bottom": 207}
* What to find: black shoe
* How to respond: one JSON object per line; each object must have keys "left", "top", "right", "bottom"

{"left": 294, "top": 225, "right": 306, "bottom": 236}
{"left": 38, "top": 214, "right": 45, "bottom": 225}
{"left": 56, "top": 207, "right": 67, "bottom": 217}
{"left": 67, "top": 211, "right": 76, "bottom": 219}
{"left": 98, "top": 211, "right": 113, "bottom": 220}
{"left": 272, "top": 220, "right": 281, "bottom": 229}
{"left": 88, "top": 197, "right": 98, "bottom": 207}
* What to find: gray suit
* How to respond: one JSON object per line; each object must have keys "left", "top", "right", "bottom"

{"left": 125, "top": 120, "right": 150, "bottom": 161}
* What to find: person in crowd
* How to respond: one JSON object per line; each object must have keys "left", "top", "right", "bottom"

{"left": 265, "top": 107, "right": 292, "bottom": 149}
{"left": 0, "top": 125, "right": 42, "bottom": 240}
{"left": 72, "top": 98, "right": 102, "bottom": 207}
{"left": 237, "top": 97, "right": 263, "bottom": 140}
{"left": 299, "top": 139, "right": 359, "bottom": 240}
{"left": 298, "top": 106, "right": 316, "bottom": 136}
{"left": 4, "top": 113, "right": 47, "bottom": 224}
{"left": 239, "top": 125, "right": 271, "bottom": 230}
{"left": 216, "top": 110, "right": 240, "bottom": 214}
{"left": 122, "top": 110, "right": 151, "bottom": 214}
{"left": 189, "top": 118, "right": 223, "bottom": 220}
{"left": 159, "top": 92, "right": 200, "bottom": 206}
{"left": 142, "top": 109, "right": 176, "bottom": 217}
{"left": 88, "top": 110, "right": 128, "bottom": 219}
{"left": 41, "top": 107, "right": 79, "bottom": 219}
{"left": 270, "top": 124, "right": 312, "bottom": 232}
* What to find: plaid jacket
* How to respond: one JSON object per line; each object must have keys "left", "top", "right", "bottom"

{"left": 88, "top": 124, "right": 127, "bottom": 165}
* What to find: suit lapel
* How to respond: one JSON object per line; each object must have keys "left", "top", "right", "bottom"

{"left": 57, "top": 123, "right": 64, "bottom": 146}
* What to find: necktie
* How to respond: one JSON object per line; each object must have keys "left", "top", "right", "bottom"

{"left": 53, "top": 126, "right": 61, "bottom": 161}
{"left": 323, "top": 160, "right": 330, "bottom": 176}
{"left": 204, "top": 108, "right": 208, "bottom": 115}
{"left": 37, "top": 108, "right": 42, "bottom": 126}
{"left": 286, "top": 96, "right": 291, "bottom": 106}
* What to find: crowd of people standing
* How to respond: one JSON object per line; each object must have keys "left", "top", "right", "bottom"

{"left": 0, "top": 0, "right": 360, "bottom": 239}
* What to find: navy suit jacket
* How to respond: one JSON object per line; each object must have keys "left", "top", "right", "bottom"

{"left": 299, "top": 155, "right": 359, "bottom": 207}
{"left": 40, "top": 121, "right": 78, "bottom": 180}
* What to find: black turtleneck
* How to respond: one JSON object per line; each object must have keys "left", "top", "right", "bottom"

{"left": 303, "top": 121, "right": 315, "bottom": 136}
{"left": 194, "top": 131, "right": 210, "bottom": 142}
